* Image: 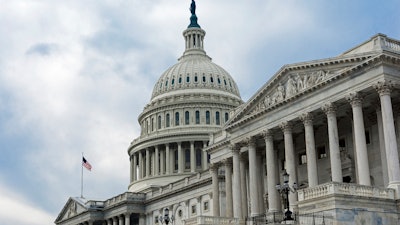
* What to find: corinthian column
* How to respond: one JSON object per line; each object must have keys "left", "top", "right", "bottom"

{"left": 146, "top": 148, "right": 150, "bottom": 177}
{"left": 280, "top": 122, "right": 297, "bottom": 211}
{"left": 240, "top": 152, "right": 248, "bottom": 218}
{"left": 374, "top": 81, "right": 400, "bottom": 193}
{"left": 190, "top": 141, "right": 195, "bottom": 172}
{"left": 155, "top": 146, "right": 159, "bottom": 176}
{"left": 133, "top": 153, "right": 137, "bottom": 181}
{"left": 224, "top": 158, "right": 233, "bottom": 217}
{"left": 210, "top": 163, "right": 220, "bottom": 216}
{"left": 347, "top": 93, "right": 371, "bottom": 185}
{"left": 165, "top": 144, "right": 170, "bottom": 174}
{"left": 262, "top": 130, "right": 279, "bottom": 212}
{"left": 300, "top": 113, "right": 318, "bottom": 187}
{"left": 178, "top": 142, "right": 183, "bottom": 173}
{"left": 247, "top": 137, "right": 260, "bottom": 216}
{"left": 231, "top": 144, "right": 242, "bottom": 219}
{"left": 322, "top": 103, "right": 342, "bottom": 182}
{"left": 138, "top": 151, "right": 143, "bottom": 179}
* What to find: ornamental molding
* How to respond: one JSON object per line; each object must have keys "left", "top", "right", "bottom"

{"left": 225, "top": 52, "right": 397, "bottom": 131}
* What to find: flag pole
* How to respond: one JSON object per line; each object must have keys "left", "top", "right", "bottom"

{"left": 81, "top": 152, "right": 83, "bottom": 198}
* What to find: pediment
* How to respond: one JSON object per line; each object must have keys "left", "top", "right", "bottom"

{"left": 55, "top": 197, "right": 88, "bottom": 223}
{"left": 226, "top": 53, "right": 380, "bottom": 128}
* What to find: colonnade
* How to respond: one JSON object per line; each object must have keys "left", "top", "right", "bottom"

{"left": 131, "top": 141, "right": 209, "bottom": 182}
{"left": 75, "top": 213, "right": 144, "bottom": 225}
{"left": 210, "top": 81, "right": 400, "bottom": 218}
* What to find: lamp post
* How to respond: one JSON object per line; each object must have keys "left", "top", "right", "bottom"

{"left": 276, "top": 170, "right": 298, "bottom": 221}
{"left": 159, "top": 208, "right": 174, "bottom": 225}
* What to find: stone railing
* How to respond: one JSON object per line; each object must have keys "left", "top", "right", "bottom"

{"left": 384, "top": 37, "right": 400, "bottom": 52}
{"left": 104, "top": 192, "right": 145, "bottom": 207}
{"left": 184, "top": 216, "right": 239, "bottom": 225}
{"left": 297, "top": 182, "right": 395, "bottom": 201}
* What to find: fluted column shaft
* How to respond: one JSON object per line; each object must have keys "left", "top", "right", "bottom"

{"left": 263, "top": 130, "right": 279, "bottom": 212}
{"left": 133, "top": 154, "right": 137, "bottom": 181}
{"left": 146, "top": 148, "right": 150, "bottom": 177}
{"left": 247, "top": 137, "right": 260, "bottom": 216}
{"left": 155, "top": 146, "right": 159, "bottom": 176}
{"left": 280, "top": 122, "right": 297, "bottom": 211}
{"left": 232, "top": 146, "right": 243, "bottom": 219}
{"left": 300, "top": 113, "right": 318, "bottom": 187}
{"left": 210, "top": 163, "right": 220, "bottom": 216}
{"left": 119, "top": 215, "right": 123, "bottom": 225}
{"left": 138, "top": 151, "right": 143, "bottom": 179}
{"left": 190, "top": 141, "right": 195, "bottom": 172}
{"left": 125, "top": 213, "right": 130, "bottom": 225}
{"left": 165, "top": 144, "right": 170, "bottom": 174}
{"left": 376, "top": 107, "right": 389, "bottom": 186}
{"left": 224, "top": 159, "right": 233, "bottom": 217}
{"left": 178, "top": 142, "right": 183, "bottom": 173}
{"left": 375, "top": 81, "right": 400, "bottom": 188}
{"left": 160, "top": 149, "right": 165, "bottom": 175}
{"left": 348, "top": 93, "right": 371, "bottom": 185}
{"left": 322, "top": 103, "right": 343, "bottom": 182}
{"left": 240, "top": 154, "right": 248, "bottom": 218}
{"left": 203, "top": 141, "right": 208, "bottom": 170}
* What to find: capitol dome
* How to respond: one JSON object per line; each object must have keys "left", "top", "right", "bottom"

{"left": 128, "top": 5, "right": 243, "bottom": 192}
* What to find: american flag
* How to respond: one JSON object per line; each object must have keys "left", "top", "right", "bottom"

{"left": 82, "top": 157, "right": 92, "bottom": 171}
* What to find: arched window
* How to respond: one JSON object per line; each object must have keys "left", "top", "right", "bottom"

{"left": 210, "top": 76, "right": 214, "bottom": 83}
{"left": 185, "top": 111, "right": 190, "bottom": 125}
{"left": 179, "top": 77, "right": 182, "bottom": 84}
{"left": 186, "top": 76, "right": 190, "bottom": 83}
{"left": 195, "top": 111, "right": 200, "bottom": 124}
{"left": 216, "top": 111, "right": 220, "bottom": 125}
{"left": 171, "top": 78, "right": 175, "bottom": 85}
{"left": 151, "top": 118, "right": 154, "bottom": 131}
{"left": 202, "top": 75, "right": 206, "bottom": 83}
{"left": 206, "top": 111, "right": 210, "bottom": 124}
{"left": 158, "top": 115, "right": 162, "bottom": 129}
{"left": 175, "top": 112, "right": 180, "bottom": 126}
{"left": 166, "top": 113, "right": 170, "bottom": 128}
{"left": 225, "top": 112, "right": 229, "bottom": 123}
{"left": 194, "top": 76, "right": 198, "bottom": 82}
{"left": 217, "top": 78, "right": 221, "bottom": 84}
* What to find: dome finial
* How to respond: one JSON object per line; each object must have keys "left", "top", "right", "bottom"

{"left": 188, "top": 0, "right": 200, "bottom": 28}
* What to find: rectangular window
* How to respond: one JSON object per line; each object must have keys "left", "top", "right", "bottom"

{"left": 204, "top": 201, "right": 209, "bottom": 211}
{"left": 317, "top": 146, "right": 327, "bottom": 159}
{"left": 206, "top": 111, "right": 210, "bottom": 124}
{"left": 216, "top": 111, "right": 220, "bottom": 125}
{"left": 175, "top": 112, "right": 180, "bottom": 126}
{"left": 299, "top": 153, "right": 307, "bottom": 165}
{"left": 185, "top": 111, "right": 190, "bottom": 125}
{"left": 191, "top": 205, "right": 196, "bottom": 215}
{"left": 196, "top": 111, "right": 200, "bottom": 124}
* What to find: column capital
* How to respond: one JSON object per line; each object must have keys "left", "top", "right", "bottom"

{"left": 346, "top": 92, "right": 363, "bottom": 107}
{"left": 230, "top": 143, "right": 241, "bottom": 153}
{"left": 209, "top": 163, "right": 219, "bottom": 172}
{"left": 223, "top": 158, "right": 233, "bottom": 167}
{"left": 261, "top": 129, "right": 274, "bottom": 141}
{"left": 244, "top": 136, "right": 256, "bottom": 147}
{"left": 279, "top": 121, "right": 292, "bottom": 133}
{"left": 374, "top": 80, "right": 393, "bottom": 96}
{"left": 322, "top": 102, "right": 336, "bottom": 115}
{"left": 300, "top": 112, "right": 313, "bottom": 126}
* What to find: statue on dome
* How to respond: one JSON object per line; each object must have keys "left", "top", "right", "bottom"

{"left": 190, "top": 0, "right": 196, "bottom": 15}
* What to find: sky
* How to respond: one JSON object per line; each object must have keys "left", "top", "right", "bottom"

{"left": 0, "top": 0, "right": 399, "bottom": 224}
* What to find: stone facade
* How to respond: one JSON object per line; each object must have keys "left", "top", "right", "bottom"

{"left": 55, "top": 3, "right": 400, "bottom": 225}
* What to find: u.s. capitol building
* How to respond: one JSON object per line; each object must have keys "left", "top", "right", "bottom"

{"left": 56, "top": 2, "right": 400, "bottom": 225}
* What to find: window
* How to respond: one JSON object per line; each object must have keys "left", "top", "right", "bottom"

{"left": 151, "top": 118, "right": 154, "bottom": 131}
{"left": 206, "top": 111, "right": 210, "bottom": 124}
{"left": 186, "top": 76, "right": 190, "bottom": 83}
{"left": 195, "top": 111, "right": 200, "bottom": 124}
{"left": 185, "top": 149, "right": 190, "bottom": 170}
{"left": 225, "top": 112, "right": 229, "bottom": 122}
{"left": 215, "top": 111, "right": 220, "bottom": 125}
{"left": 175, "top": 112, "right": 180, "bottom": 126}
{"left": 194, "top": 76, "right": 198, "bottom": 82}
{"left": 158, "top": 116, "right": 161, "bottom": 129}
{"left": 174, "top": 150, "right": 178, "bottom": 171}
{"left": 171, "top": 78, "right": 175, "bottom": 85}
{"left": 317, "top": 146, "right": 327, "bottom": 159}
{"left": 155, "top": 216, "right": 159, "bottom": 223}
{"left": 217, "top": 78, "right": 221, "bottom": 84}
{"left": 165, "top": 80, "right": 168, "bottom": 86}
{"left": 185, "top": 111, "right": 190, "bottom": 125}
{"left": 179, "top": 77, "right": 182, "bottom": 83}
{"left": 191, "top": 205, "right": 197, "bottom": 215}
{"left": 299, "top": 153, "right": 307, "bottom": 165}
{"left": 204, "top": 201, "right": 209, "bottom": 211}
{"left": 210, "top": 76, "right": 214, "bottom": 83}
{"left": 224, "top": 79, "right": 227, "bottom": 85}
{"left": 166, "top": 114, "right": 170, "bottom": 128}
{"left": 202, "top": 75, "right": 206, "bottom": 83}
{"left": 196, "top": 148, "right": 202, "bottom": 168}
{"left": 339, "top": 138, "right": 346, "bottom": 151}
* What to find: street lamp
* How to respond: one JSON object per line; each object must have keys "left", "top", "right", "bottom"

{"left": 159, "top": 208, "right": 174, "bottom": 225}
{"left": 276, "top": 170, "right": 298, "bottom": 221}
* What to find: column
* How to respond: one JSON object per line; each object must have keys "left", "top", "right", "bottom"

{"left": 119, "top": 215, "right": 124, "bottom": 225}
{"left": 322, "top": 103, "right": 343, "bottom": 182}
{"left": 224, "top": 158, "right": 233, "bottom": 217}
{"left": 300, "top": 113, "right": 318, "bottom": 187}
{"left": 151, "top": 151, "right": 155, "bottom": 176}
{"left": 160, "top": 148, "right": 165, "bottom": 175}
{"left": 347, "top": 93, "right": 371, "bottom": 185}
{"left": 232, "top": 145, "right": 242, "bottom": 219}
{"left": 256, "top": 153, "right": 265, "bottom": 213}
{"left": 166, "top": 144, "right": 170, "bottom": 174}
{"left": 178, "top": 142, "right": 183, "bottom": 173}
{"left": 125, "top": 213, "right": 130, "bottom": 225}
{"left": 374, "top": 81, "right": 400, "bottom": 192}
{"left": 376, "top": 106, "right": 389, "bottom": 186}
{"left": 139, "top": 214, "right": 146, "bottom": 225}
{"left": 130, "top": 155, "right": 133, "bottom": 182}
{"left": 240, "top": 152, "right": 248, "bottom": 218}
{"left": 146, "top": 148, "right": 150, "bottom": 177}
{"left": 263, "top": 130, "right": 279, "bottom": 212}
{"left": 133, "top": 154, "right": 137, "bottom": 182}
{"left": 190, "top": 141, "right": 195, "bottom": 172}
{"left": 138, "top": 151, "right": 143, "bottom": 179}
{"left": 210, "top": 163, "right": 220, "bottom": 216}
{"left": 247, "top": 137, "right": 260, "bottom": 216}
{"left": 112, "top": 217, "right": 117, "bottom": 225}
{"left": 280, "top": 122, "right": 297, "bottom": 211}
{"left": 107, "top": 218, "right": 112, "bottom": 225}
{"left": 155, "top": 146, "right": 159, "bottom": 176}
{"left": 202, "top": 141, "right": 208, "bottom": 170}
